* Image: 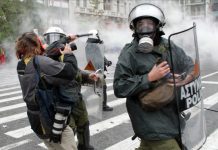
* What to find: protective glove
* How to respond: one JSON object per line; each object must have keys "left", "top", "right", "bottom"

{"left": 107, "top": 60, "right": 112, "bottom": 66}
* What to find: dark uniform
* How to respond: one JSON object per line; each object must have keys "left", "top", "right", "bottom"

{"left": 17, "top": 53, "right": 78, "bottom": 150}
{"left": 69, "top": 70, "right": 94, "bottom": 150}
{"left": 113, "top": 37, "right": 194, "bottom": 150}
{"left": 46, "top": 37, "right": 94, "bottom": 150}
{"left": 103, "top": 57, "right": 113, "bottom": 111}
{"left": 57, "top": 69, "right": 94, "bottom": 150}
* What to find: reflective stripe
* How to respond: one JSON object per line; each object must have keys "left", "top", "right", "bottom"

{"left": 52, "top": 129, "right": 62, "bottom": 134}
{"left": 53, "top": 122, "right": 64, "bottom": 129}
{"left": 55, "top": 113, "right": 65, "bottom": 121}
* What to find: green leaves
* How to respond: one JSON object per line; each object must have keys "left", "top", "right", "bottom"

{"left": 0, "top": 0, "right": 41, "bottom": 42}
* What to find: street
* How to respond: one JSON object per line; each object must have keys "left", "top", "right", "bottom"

{"left": 0, "top": 56, "right": 218, "bottom": 150}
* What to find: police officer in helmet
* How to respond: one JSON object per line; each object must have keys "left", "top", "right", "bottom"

{"left": 114, "top": 3, "right": 194, "bottom": 150}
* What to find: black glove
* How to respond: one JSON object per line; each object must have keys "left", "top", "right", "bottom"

{"left": 105, "top": 60, "right": 112, "bottom": 67}
{"left": 107, "top": 60, "right": 112, "bottom": 66}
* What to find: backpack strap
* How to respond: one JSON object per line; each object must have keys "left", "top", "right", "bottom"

{"left": 33, "top": 56, "right": 48, "bottom": 89}
{"left": 33, "top": 56, "right": 54, "bottom": 117}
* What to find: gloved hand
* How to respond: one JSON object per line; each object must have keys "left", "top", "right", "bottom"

{"left": 107, "top": 60, "right": 112, "bottom": 66}
{"left": 104, "top": 56, "right": 112, "bottom": 67}
{"left": 105, "top": 60, "right": 112, "bottom": 67}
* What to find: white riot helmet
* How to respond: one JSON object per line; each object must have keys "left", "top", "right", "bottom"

{"left": 128, "top": 3, "right": 165, "bottom": 30}
{"left": 128, "top": 4, "right": 166, "bottom": 53}
{"left": 43, "top": 26, "right": 66, "bottom": 45}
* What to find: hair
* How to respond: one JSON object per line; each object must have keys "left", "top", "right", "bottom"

{"left": 15, "top": 32, "right": 44, "bottom": 59}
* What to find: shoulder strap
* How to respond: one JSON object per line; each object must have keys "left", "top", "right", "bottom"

{"left": 33, "top": 56, "right": 48, "bottom": 89}
{"left": 33, "top": 56, "right": 56, "bottom": 114}
{"left": 33, "top": 56, "right": 40, "bottom": 83}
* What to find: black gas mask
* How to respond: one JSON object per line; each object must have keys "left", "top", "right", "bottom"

{"left": 135, "top": 18, "right": 157, "bottom": 53}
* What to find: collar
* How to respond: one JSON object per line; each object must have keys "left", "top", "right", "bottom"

{"left": 24, "top": 57, "right": 32, "bottom": 65}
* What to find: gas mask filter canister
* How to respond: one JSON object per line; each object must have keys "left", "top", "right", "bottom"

{"left": 138, "top": 35, "right": 154, "bottom": 53}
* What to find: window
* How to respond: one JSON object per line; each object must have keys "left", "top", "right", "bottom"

{"left": 104, "top": 0, "right": 106, "bottom": 9}
{"left": 76, "top": 0, "right": 80, "bottom": 7}
{"left": 211, "top": 3, "right": 218, "bottom": 11}
{"left": 124, "top": 2, "right": 127, "bottom": 14}
{"left": 83, "top": 0, "right": 87, "bottom": 7}
{"left": 104, "top": 0, "right": 111, "bottom": 10}
{"left": 117, "top": 0, "right": 120, "bottom": 12}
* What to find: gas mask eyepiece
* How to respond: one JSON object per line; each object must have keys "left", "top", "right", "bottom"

{"left": 135, "top": 19, "right": 157, "bottom": 53}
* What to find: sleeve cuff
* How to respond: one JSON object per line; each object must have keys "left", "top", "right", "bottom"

{"left": 141, "top": 74, "right": 157, "bottom": 90}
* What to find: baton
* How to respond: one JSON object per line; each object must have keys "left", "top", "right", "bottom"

{"left": 76, "top": 33, "right": 93, "bottom": 37}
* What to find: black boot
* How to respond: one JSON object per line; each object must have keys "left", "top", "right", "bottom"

{"left": 102, "top": 84, "right": 113, "bottom": 111}
{"left": 103, "top": 105, "right": 113, "bottom": 111}
{"left": 77, "top": 122, "right": 94, "bottom": 150}
{"left": 78, "top": 144, "right": 94, "bottom": 150}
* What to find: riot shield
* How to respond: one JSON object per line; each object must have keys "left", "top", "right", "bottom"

{"left": 80, "top": 38, "right": 104, "bottom": 119}
{"left": 168, "top": 23, "right": 206, "bottom": 150}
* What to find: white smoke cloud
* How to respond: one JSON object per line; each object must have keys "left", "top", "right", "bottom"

{"left": 139, "top": 1, "right": 218, "bottom": 71}
{"left": 2, "top": 1, "right": 218, "bottom": 72}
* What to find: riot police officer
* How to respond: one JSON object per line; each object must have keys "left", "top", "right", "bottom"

{"left": 113, "top": 3, "right": 194, "bottom": 150}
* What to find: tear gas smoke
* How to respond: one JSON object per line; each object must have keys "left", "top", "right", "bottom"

{"left": 137, "top": 0, "right": 218, "bottom": 72}
{"left": 1, "top": 1, "right": 218, "bottom": 73}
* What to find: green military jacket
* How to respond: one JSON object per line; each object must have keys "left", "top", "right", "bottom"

{"left": 113, "top": 37, "right": 194, "bottom": 140}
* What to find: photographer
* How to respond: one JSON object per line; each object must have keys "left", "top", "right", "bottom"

{"left": 44, "top": 27, "right": 96, "bottom": 150}
{"left": 16, "top": 31, "right": 78, "bottom": 150}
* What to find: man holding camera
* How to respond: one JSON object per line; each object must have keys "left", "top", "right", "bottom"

{"left": 44, "top": 26, "right": 97, "bottom": 150}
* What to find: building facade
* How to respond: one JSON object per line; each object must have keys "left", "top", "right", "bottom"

{"left": 34, "top": 0, "right": 218, "bottom": 31}
{"left": 69, "top": 0, "right": 135, "bottom": 28}
{"left": 35, "top": 0, "right": 135, "bottom": 29}
{"left": 207, "top": 0, "right": 218, "bottom": 21}
{"left": 181, "top": 0, "right": 207, "bottom": 19}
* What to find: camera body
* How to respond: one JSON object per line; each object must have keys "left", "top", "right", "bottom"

{"left": 59, "top": 43, "right": 77, "bottom": 51}
{"left": 46, "top": 42, "right": 77, "bottom": 60}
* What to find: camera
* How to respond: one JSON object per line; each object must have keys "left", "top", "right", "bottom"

{"left": 46, "top": 42, "right": 77, "bottom": 60}
{"left": 59, "top": 43, "right": 77, "bottom": 51}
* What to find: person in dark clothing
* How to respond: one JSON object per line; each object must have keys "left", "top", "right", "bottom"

{"left": 16, "top": 32, "right": 78, "bottom": 150}
{"left": 44, "top": 27, "right": 97, "bottom": 150}
{"left": 113, "top": 3, "right": 194, "bottom": 150}
{"left": 102, "top": 56, "right": 113, "bottom": 111}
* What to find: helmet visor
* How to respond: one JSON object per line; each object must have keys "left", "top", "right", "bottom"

{"left": 135, "top": 18, "right": 156, "bottom": 34}
{"left": 45, "top": 33, "right": 65, "bottom": 45}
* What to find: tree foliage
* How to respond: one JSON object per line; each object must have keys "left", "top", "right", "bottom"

{"left": 89, "top": 0, "right": 101, "bottom": 9}
{"left": 0, "top": 0, "right": 42, "bottom": 42}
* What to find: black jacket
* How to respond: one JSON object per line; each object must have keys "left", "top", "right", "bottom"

{"left": 113, "top": 37, "right": 194, "bottom": 140}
